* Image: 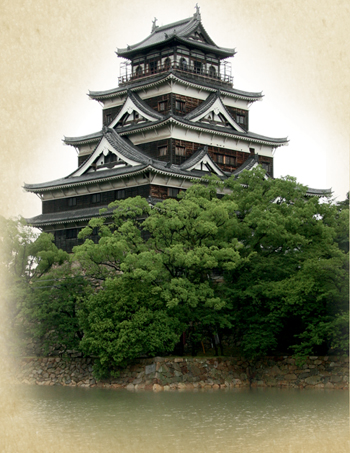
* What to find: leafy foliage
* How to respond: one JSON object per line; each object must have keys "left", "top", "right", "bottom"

{"left": 2, "top": 170, "right": 348, "bottom": 369}
{"left": 78, "top": 277, "right": 181, "bottom": 379}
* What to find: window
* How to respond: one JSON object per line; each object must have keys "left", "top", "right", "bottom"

{"left": 179, "top": 58, "right": 187, "bottom": 71}
{"left": 261, "top": 162, "right": 271, "bottom": 174}
{"left": 175, "top": 146, "right": 186, "bottom": 156}
{"left": 105, "top": 153, "right": 117, "bottom": 164}
{"left": 175, "top": 100, "right": 186, "bottom": 112}
{"left": 66, "top": 229, "right": 78, "bottom": 239}
{"left": 67, "top": 197, "right": 77, "bottom": 207}
{"left": 164, "top": 57, "right": 171, "bottom": 70}
{"left": 216, "top": 155, "right": 236, "bottom": 166}
{"left": 236, "top": 115, "right": 245, "bottom": 124}
{"left": 158, "top": 101, "right": 167, "bottom": 111}
{"left": 116, "top": 189, "right": 126, "bottom": 199}
{"left": 168, "top": 188, "right": 180, "bottom": 198}
{"left": 209, "top": 65, "right": 216, "bottom": 78}
{"left": 194, "top": 60, "right": 202, "bottom": 74}
{"left": 158, "top": 146, "right": 167, "bottom": 157}
{"left": 149, "top": 60, "right": 158, "bottom": 74}
{"left": 91, "top": 193, "right": 101, "bottom": 203}
{"left": 135, "top": 65, "right": 143, "bottom": 77}
{"left": 106, "top": 114, "right": 112, "bottom": 125}
{"left": 224, "top": 156, "right": 236, "bottom": 166}
{"left": 249, "top": 148, "right": 255, "bottom": 154}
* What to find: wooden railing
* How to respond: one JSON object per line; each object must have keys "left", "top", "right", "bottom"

{"left": 118, "top": 63, "right": 233, "bottom": 86}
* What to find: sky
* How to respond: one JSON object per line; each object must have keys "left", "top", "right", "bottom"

{"left": 0, "top": 0, "right": 349, "bottom": 219}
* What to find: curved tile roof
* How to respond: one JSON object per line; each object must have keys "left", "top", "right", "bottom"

{"left": 103, "top": 127, "right": 152, "bottom": 165}
{"left": 127, "top": 90, "right": 164, "bottom": 120}
{"left": 179, "top": 146, "right": 209, "bottom": 170}
{"left": 305, "top": 187, "right": 332, "bottom": 197}
{"left": 64, "top": 130, "right": 103, "bottom": 146}
{"left": 118, "top": 114, "right": 288, "bottom": 146}
{"left": 117, "top": 15, "right": 235, "bottom": 59}
{"left": 184, "top": 92, "right": 218, "bottom": 120}
{"left": 26, "top": 205, "right": 116, "bottom": 227}
{"left": 88, "top": 71, "right": 262, "bottom": 101}
{"left": 231, "top": 155, "right": 259, "bottom": 176}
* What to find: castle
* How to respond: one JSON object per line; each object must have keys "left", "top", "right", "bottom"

{"left": 25, "top": 7, "right": 328, "bottom": 252}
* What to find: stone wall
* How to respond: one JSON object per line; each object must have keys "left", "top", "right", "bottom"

{"left": 15, "top": 355, "right": 348, "bottom": 390}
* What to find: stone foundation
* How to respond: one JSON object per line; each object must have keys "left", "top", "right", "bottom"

{"left": 14, "top": 355, "right": 348, "bottom": 390}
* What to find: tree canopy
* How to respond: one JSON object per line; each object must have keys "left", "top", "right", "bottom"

{"left": 2, "top": 168, "right": 348, "bottom": 375}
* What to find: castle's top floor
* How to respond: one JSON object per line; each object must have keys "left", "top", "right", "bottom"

{"left": 116, "top": 8, "right": 235, "bottom": 87}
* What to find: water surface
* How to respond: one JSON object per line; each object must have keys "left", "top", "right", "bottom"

{"left": 7, "top": 386, "right": 350, "bottom": 452}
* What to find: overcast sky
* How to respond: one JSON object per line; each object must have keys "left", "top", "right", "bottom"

{"left": 0, "top": 0, "right": 348, "bottom": 219}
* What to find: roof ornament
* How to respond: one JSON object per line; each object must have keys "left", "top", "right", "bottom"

{"left": 152, "top": 17, "right": 158, "bottom": 32}
{"left": 194, "top": 3, "right": 201, "bottom": 20}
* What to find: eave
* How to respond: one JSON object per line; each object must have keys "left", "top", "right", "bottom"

{"left": 118, "top": 115, "right": 288, "bottom": 147}
{"left": 63, "top": 131, "right": 103, "bottom": 146}
{"left": 88, "top": 72, "right": 263, "bottom": 103}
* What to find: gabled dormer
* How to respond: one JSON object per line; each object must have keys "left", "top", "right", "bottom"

{"left": 109, "top": 90, "right": 164, "bottom": 129}
{"left": 184, "top": 91, "right": 247, "bottom": 132}
{"left": 71, "top": 129, "right": 150, "bottom": 178}
{"left": 180, "top": 146, "right": 225, "bottom": 177}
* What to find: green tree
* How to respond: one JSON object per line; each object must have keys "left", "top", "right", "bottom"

{"left": 222, "top": 168, "right": 349, "bottom": 358}
{"left": 78, "top": 277, "right": 182, "bottom": 379}
{"left": 73, "top": 185, "right": 243, "bottom": 366}
{"left": 0, "top": 216, "right": 85, "bottom": 355}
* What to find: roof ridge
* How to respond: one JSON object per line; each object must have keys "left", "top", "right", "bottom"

{"left": 155, "top": 16, "right": 193, "bottom": 32}
{"left": 184, "top": 91, "right": 218, "bottom": 120}
{"left": 127, "top": 89, "right": 164, "bottom": 120}
{"left": 179, "top": 146, "right": 208, "bottom": 170}
{"left": 105, "top": 127, "right": 152, "bottom": 164}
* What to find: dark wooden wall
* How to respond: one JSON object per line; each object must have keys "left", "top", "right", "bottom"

{"left": 103, "top": 105, "right": 123, "bottom": 126}
{"left": 42, "top": 185, "right": 151, "bottom": 214}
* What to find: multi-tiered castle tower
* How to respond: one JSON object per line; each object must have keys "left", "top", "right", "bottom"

{"left": 26, "top": 8, "right": 316, "bottom": 252}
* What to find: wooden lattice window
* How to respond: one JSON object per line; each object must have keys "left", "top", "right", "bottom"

{"left": 168, "top": 188, "right": 180, "bottom": 198}
{"left": 91, "top": 193, "right": 101, "bottom": 203}
{"left": 158, "top": 146, "right": 167, "bottom": 157}
{"left": 175, "top": 146, "right": 186, "bottom": 156}
{"left": 175, "top": 100, "right": 186, "bottom": 112}
{"left": 67, "top": 197, "right": 77, "bottom": 207}
{"left": 158, "top": 101, "right": 167, "bottom": 112}
{"left": 116, "top": 189, "right": 126, "bottom": 199}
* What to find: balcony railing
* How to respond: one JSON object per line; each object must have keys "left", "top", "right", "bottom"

{"left": 118, "top": 62, "right": 233, "bottom": 87}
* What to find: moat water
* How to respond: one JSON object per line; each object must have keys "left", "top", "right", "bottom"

{"left": 6, "top": 386, "right": 350, "bottom": 452}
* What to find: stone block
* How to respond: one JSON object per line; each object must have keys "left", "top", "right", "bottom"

{"left": 284, "top": 374, "right": 297, "bottom": 380}
{"left": 305, "top": 376, "right": 321, "bottom": 385}
{"left": 330, "top": 376, "right": 342, "bottom": 383}
{"left": 145, "top": 364, "right": 156, "bottom": 375}
{"left": 153, "top": 384, "right": 163, "bottom": 391}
